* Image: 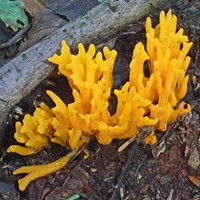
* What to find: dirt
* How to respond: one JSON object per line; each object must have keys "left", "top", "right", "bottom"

{"left": 0, "top": 0, "right": 200, "bottom": 199}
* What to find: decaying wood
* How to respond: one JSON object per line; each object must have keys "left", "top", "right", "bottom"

{"left": 0, "top": 0, "right": 167, "bottom": 128}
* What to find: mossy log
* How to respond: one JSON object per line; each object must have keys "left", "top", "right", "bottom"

{"left": 0, "top": 0, "right": 167, "bottom": 128}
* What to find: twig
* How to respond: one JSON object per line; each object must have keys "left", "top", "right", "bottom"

{"left": 0, "top": 24, "right": 31, "bottom": 50}
{"left": 135, "top": 127, "right": 172, "bottom": 176}
{"left": 110, "top": 142, "right": 138, "bottom": 200}
{"left": 118, "top": 126, "right": 154, "bottom": 152}
{"left": 110, "top": 126, "right": 156, "bottom": 199}
{"left": 118, "top": 135, "right": 137, "bottom": 152}
{"left": 62, "top": 141, "right": 90, "bottom": 187}
{"left": 75, "top": 141, "right": 90, "bottom": 157}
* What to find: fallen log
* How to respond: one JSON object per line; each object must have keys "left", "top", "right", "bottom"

{"left": 0, "top": 0, "right": 167, "bottom": 128}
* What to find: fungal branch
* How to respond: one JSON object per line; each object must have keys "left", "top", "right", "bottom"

{"left": 7, "top": 10, "right": 192, "bottom": 191}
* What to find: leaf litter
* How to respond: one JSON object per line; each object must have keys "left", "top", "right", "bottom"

{"left": 0, "top": 0, "right": 199, "bottom": 199}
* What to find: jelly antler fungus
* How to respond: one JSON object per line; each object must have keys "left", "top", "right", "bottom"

{"left": 13, "top": 150, "right": 77, "bottom": 191}
{"left": 129, "top": 10, "right": 192, "bottom": 133}
{"left": 7, "top": 10, "right": 192, "bottom": 191}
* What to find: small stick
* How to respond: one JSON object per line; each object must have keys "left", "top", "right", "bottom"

{"left": 118, "top": 126, "right": 154, "bottom": 152}
{"left": 110, "top": 141, "right": 138, "bottom": 200}
{"left": 135, "top": 127, "right": 172, "bottom": 176}
{"left": 118, "top": 135, "right": 137, "bottom": 152}
{"left": 111, "top": 126, "right": 155, "bottom": 199}
{"left": 0, "top": 24, "right": 31, "bottom": 50}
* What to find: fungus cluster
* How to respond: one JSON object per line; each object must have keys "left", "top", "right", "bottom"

{"left": 7, "top": 10, "right": 192, "bottom": 191}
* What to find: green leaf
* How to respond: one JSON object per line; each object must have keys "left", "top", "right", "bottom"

{"left": 66, "top": 194, "right": 80, "bottom": 200}
{"left": 0, "top": 0, "right": 28, "bottom": 32}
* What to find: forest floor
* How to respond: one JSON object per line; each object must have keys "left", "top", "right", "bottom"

{"left": 0, "top": 0, "right": 199, "bottom": 199}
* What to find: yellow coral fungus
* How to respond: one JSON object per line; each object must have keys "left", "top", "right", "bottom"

{"left": 129, "top": 10, "right": 192, "bottom": 132}
{"left": 13, "top": 150, "right": 77, "bottom": 191}
{"left": 7, "top": 10, "right": 192, "bottom": 191}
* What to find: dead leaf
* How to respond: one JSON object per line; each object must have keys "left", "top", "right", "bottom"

{"left": 188, "top": 176, "right": 200, "bottom": 187}
{"left": 152, "top": 140, "right": 166, "bottom": 159}
{"left": 19, "top": 8, "right": 66, "bottom": 52}
{"left": 22, "top": 0, "right": 44, "bottom": 16}
{"left": 188, "top": 147, "right": 200, "bottom": 170}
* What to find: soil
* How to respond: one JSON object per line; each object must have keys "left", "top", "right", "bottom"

{"left": 0, "top": 0, "right": 199, "bottom": 199}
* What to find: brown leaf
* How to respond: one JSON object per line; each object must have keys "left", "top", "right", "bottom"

{"left": 19, "top": 8, "right": 66, "bottom": 52}
{"left": 22, "top": 0, "right": 44, "bottom": 16}
{"left": 188, "top": 176, "right": 200, "bottom": 187}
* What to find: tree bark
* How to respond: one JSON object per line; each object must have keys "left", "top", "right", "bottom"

{"left": 0, "top": 0, "right": 167, "bottom": 128}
